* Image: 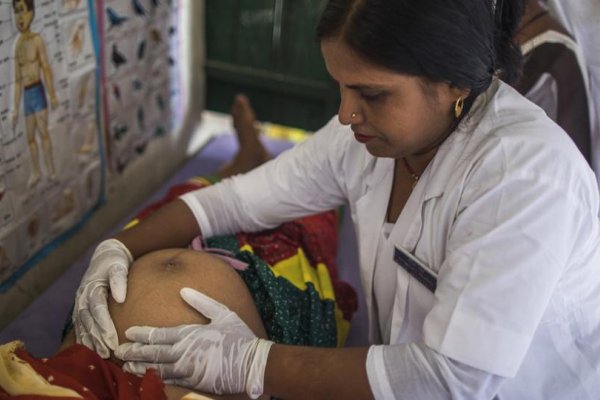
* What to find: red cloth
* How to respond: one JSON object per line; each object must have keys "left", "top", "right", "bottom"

{"left": 0, "top": 344, "right": 165, "bottom": 399}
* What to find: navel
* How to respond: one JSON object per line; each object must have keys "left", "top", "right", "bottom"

{"left": 160, "top": 250, "right": 187, "bottom": 273}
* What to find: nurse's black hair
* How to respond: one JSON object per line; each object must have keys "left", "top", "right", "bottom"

{"left": 316, "top": 0, "right": 525, "bottom": 113}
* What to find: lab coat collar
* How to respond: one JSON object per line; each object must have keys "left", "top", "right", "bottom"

{"left": 363, "top": 156, "right": 392, "bottom": 192}
{"left": 355, "top": 157, "right": 394, "bottom": 343}
{"left": 355, "top": 155, "right": 433, "bottom": 343}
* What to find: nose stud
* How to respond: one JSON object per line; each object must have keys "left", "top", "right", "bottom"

{"left": 351, "top": 112, "right": 357, "bottom": 119}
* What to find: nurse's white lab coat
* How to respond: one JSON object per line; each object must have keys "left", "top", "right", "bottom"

{"left": 183, "top": 79, "right": 600, "bottom": 398}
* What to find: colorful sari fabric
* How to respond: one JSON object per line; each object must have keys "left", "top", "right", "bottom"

{"left": 0, "top": 341, "right": 165, "bottom": 399}
{"left": 127, "top": 176, "right": 358, "bottom": 347}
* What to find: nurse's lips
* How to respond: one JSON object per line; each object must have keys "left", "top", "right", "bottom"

{"left": 353, "top": 132, "right": 375, "bottom": 143}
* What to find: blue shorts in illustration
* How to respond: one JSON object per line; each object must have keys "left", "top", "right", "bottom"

{"left": 24, "top": 82, "right": 48, "bottom": 117}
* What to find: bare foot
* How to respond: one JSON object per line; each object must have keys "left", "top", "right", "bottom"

{"left": 217, "top": 94, "right": 271, "bottom": 178}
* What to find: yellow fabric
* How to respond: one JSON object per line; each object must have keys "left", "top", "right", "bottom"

{"left": 180, "top": 393, "right": 213, "bottom": 400}
{"left": 316, "top": 263, "right": 335, "bottom": 300}
{"left": 0, "top": 341, "right": 83, "bottom": 398}
{"left": 240, "top": 243, "right": 254, "bottom": 254}
{"left": 123, "top": 218, "right": 139, "bottom": 230}
{"left": 335, "top": 307, "right": 351, "bottom": 347}
{"left": 270, "top": 248, "right": 335, "bottom": 301}
{"left": 261, "top": 122, "right": 311, "bottom": 143}
{"left": 187, "top": 176, "right": 214, "bottom": 187}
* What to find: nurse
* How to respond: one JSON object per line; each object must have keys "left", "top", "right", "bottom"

{"left": 74, "top": 0, "right": 600, "bottom": 398}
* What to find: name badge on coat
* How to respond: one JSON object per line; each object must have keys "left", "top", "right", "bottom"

{"left": 394, "top": 246, "right": 437, "bottom": 292}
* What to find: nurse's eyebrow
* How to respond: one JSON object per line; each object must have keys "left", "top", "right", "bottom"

{"left": 330, "top": 77, "right": 386, "bottom": 91}
{"left": 345, "top": 84, "right": 386, "bottom": 91}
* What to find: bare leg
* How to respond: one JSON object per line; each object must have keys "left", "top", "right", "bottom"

{"left": 35, "top": 109, "right": 57, "bottom": 180}
{"left": 216, "top": 94, "right": 271, "bottom": 178}
{"left": 25, "top": 115, "right": 41, "bottom": 187}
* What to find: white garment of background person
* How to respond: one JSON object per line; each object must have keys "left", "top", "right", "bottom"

{"left": 521, "top": 31, "right": 588, "bottom": 121}
{"left": 543, "top": 0, "right": 600, "bottom": 187}
{"left": 181, "top": 78, "right": 600, "bottom": 399}
{"left": 520, "top": 29, "right": 593, "bottom": 165}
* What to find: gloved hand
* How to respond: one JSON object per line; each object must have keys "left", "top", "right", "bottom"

{"left": 73, "top": 238, "right": 133, "bottom": 358}
{"left": 115, "top": 288, "right": 273, "bottom": 399}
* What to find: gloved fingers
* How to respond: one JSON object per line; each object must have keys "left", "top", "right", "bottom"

{"left": 73, "top": 318, "right": 95, "bottom": 352}
{"left": 123, "top": 361, "right": 186, "bottom": 380}
{"left": 124, "top": 324, "right": 200, "bottom": 345}
{"left": 124, "top": 326, "right": 162, "bottom": 344}
{"left": 108, "top": 263, "right": 129, "bottom": 303}
{"left": 181, "top": 287, "right": 231, "bottom": 321}
{"left": 77, "top": 308, "right": 111, "bottom": 358}
{"left": 88, "top": 286, "right": 119, "bottom": 351}
{"left": 115, "top": 341, "right": 182, "bottom": 363}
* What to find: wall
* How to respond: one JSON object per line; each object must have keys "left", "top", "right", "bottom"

{"left": 0, "top": 0, "right": 206, "bottom": 330}
{"left": 204, "top": 0, "right": 339, "bottom": 131}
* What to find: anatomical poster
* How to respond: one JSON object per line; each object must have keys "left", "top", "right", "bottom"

{"left": 0, "top": 0, "right": 102, "bottom": 290}
{"left": 100, "top": 0, "right": 183, "bottom": 172}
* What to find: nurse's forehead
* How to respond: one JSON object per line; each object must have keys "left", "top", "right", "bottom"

{"left": 321, "top": 38, "right": 406, "bottom": 89}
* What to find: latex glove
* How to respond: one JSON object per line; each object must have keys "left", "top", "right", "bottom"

{"left": 115, "top": 288, "right": 273, "bottom": 399}
{"left": 73, "top": 238, "right": 133, "bottom": 358}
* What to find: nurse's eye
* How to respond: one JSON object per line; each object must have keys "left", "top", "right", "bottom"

{"left": 359, "top": 90, "right": 384, "bottom": 101}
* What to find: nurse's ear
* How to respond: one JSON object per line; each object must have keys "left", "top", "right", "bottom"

{"left": 446, "top": 82, "right": 471, "bottom": 103}
{"left": 430, "top": 81, "right": 471, "bottom": 118}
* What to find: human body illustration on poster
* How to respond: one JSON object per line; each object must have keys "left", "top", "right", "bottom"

{"left": 0, "top": 0, "right": 184, "bottom": 290}
{"left": 0, "top": 0, "right": 101, "bottom": 289}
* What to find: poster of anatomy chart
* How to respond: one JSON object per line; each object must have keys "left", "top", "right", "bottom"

{"left": 100, "top": 0, "right": 182, "bottom": 172}
{"left": 0, "top": 0, "right": 102, "bottom": 289}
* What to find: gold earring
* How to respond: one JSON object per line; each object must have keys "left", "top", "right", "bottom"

{"left": 454, "top": 97, "right": 464, "bottom": 119}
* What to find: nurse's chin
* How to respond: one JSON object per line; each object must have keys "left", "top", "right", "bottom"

{"left": 363, "top": 142, "right": 400, "bottom": 159}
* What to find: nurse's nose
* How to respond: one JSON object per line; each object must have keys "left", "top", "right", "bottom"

{"left": 337, "top": 89, "right": 363, "bottom": 126}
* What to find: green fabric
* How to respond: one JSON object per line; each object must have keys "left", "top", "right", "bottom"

{"left": 207, "top": 235, "right": 338, "bottom": 347}
{"left": 202, "top": 174, "right": 221, "bottom": 185}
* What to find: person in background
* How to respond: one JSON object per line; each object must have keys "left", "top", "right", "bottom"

{"left": 515, "top": 0, "right": 594, "bottom": 164}
{"left": 541, "top": 0, "right": 600, "bottom": 186}
{"left": 73, "top": 0, "right": 600, "bottom": 399}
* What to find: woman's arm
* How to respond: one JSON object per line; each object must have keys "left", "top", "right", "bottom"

{"left": 263, "top": 342, "right": 504, "bottom": 400}
{"left": 115, "top": 116, "right": 351, "bottom": 257}
{"left": 114, "top": 199, "right": 200, "bottom": 259}
{"left": 181, "top": 117, "right": 353, "bottom": 238}
{"left": 264, "top": 344, "right": 373, "bottom": 399}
